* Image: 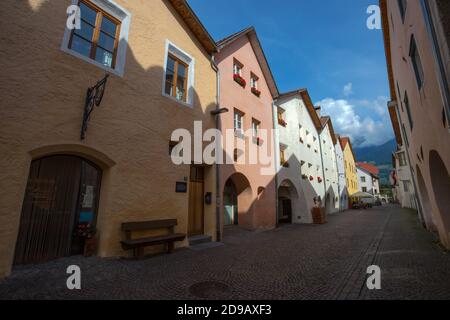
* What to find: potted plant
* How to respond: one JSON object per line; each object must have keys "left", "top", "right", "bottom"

{"left": 233, "top": 74, "right": 246, "bottom": 88}
{"left": 309, "top": 176, "right": 314, "bottom": 181}
{"left": 78, "top": 223, "right": 97, "bottom": 257}
{"left": 251, "top": 87, "right": 261, "bottom": 97}
{"left": 301, "top": 174, "right": 308, "bottom": 180}
{"left": 318, "top": 177, "right": 323, "bottom": 183}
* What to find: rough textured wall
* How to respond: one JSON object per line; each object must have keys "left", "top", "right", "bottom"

{"left": 0, "top": 0, "right": 217, "bottom": 277}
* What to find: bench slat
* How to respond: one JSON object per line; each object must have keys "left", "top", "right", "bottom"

{"left": 121, "top": 233, "right": 186, "bottom": 248}
{"left": 122, "top": 219, "right": 178, "bottom": 232}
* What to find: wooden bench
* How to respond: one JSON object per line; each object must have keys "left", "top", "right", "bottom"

{"left": 120, "top": 219, "right": 186, "bottom": 259}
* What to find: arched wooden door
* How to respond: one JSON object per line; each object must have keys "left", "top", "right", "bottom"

{"left": 14, "top": 155, "right": 102, "bottom": 265}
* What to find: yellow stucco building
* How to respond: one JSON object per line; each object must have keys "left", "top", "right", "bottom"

{"left": 340, "top": 137, "right": 359, "bottom": 200}
{"left": 0, "top": 0, "right": 219, "bottom": 278}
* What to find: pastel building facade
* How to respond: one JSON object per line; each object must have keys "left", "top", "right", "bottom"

{"left": 381, "top": 0, "right": 450, "bottom": 247}
{"left": 357, "top": 162, "right": 381, "bottom": 195}
{"left": 214, "top": 27, "right": 278, "bottom": 232}
{"left": 274, "top": 89, "right": 326, "bottom": 223}
{"left": 319, "top": 117, "right": 340, "bottom": 214}
{"left": 335, "top": 134, "right": 349, "bottom": 211}
{"left": 340, "top": 137, "right": 359, "bottom": 201}
{"left": 0, "top": 0, "right": 219, "bottom": 278}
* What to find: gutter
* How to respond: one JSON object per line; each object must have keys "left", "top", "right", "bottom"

{"left": 210, "top": 55, "right": 222, "bottom": 242}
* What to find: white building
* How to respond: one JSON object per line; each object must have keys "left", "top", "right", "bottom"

{"left": 319, "top": 116, "right": 340, "bottom": 214}
{"left": 274, "top": 89, "right": 325, "bottom": 224}
{"left": 335, "top": 134, "right": 348, "bottom": 211}
{"left": 357, "top": 167, "right": 374, "bottom": 194}
{"left": 392, "top": 145, "right": 418, "bottom": 210}
{"left": 356, "top": 162, "right": 381, "bottom": 196}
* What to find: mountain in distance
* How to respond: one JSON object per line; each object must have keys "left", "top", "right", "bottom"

{"left": 353, "top": 139, "right": 397, "bottom": 185}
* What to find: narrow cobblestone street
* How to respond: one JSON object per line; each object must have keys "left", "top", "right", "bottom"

{"left": 1, "top": 204, "right": 449, "bottom": 300}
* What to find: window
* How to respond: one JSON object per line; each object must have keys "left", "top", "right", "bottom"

{"left": 362, "top": 187, "right": 367, "bottom": 193}
{"left": 163, "top": 41, "right": 195, "bottom": 106}
{"left": 234, "top": 109, "right": 244, "bottom": 132}
{"left": 233, "top": 59, "right": 243, "bottom": 76}
{"left": 165, "top": 54, "right": 188, "bottom": 102}
{"left": 361, "top": 177, "right": 366, "bottom": 183}
{"left": 398, "top": 152, "right": 407, "bottom": 166}
{"left": 63, "top": 0, "right": 130, "bottom": 75}
{"left": 402, "top": 180, "right": 410, "bottom": 192}
{"left": 409, "top": 36, "right": 424, "bottom": 90}
{"left": 280, "top": 145, "right": 288, "bottom": 167}
{"left": 402, "top": 124, "right": 409, "bottom": 147}
{"left": 404, "top": 91, "right": 414, "bottom": 130}
{"left": 250, "top": 73, "right": 259, "bottom": 89}
{"left": 397, "top": 0, "right": 407, "bottom": 22}
{"left": 278, "top": 108, "right": 287, "bottom": 127}
{"left": 252, "top": 119, "right": 260, "bottom": 138}
{"left": 396, "top": 82, "right": 404, "bottom": 112}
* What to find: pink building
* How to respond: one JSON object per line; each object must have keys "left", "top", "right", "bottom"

{"left": 381, "top": 0, "right": 450, "bottom": 248}
{"left": 214, "top": 27, "right": 279, "bottom": 236}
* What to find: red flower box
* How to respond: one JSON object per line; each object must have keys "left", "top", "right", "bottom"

{"left": 309, "top": 176, "right": 314, "bottom": 181}
{"left": 233, "top": 74, "right": 246, "bottom": 88}
{"left": 251, "top": 87, "right": 261, "bottom": 97}
{"left": 318, "top": 177, "right": 323, "bottom": 183}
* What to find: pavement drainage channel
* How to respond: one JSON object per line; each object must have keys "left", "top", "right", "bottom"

{"left": 188, "top": 281, "right": 232, "bottom": 299}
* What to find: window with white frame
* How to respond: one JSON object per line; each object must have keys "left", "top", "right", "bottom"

{"left": 234, "top": 109, "right": 244, "bottom": 133}
{"left": 62, "top": 0, "right": 131, "bottom": 76}
{"left": 163, "top": 41, "right": 195, "bottom": 106}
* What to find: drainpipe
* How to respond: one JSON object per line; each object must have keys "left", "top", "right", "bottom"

{"left": 210, "top": 55, "right": 222, "bottom": 242}
{"left": 272, "top": 100, "right": 280, "bottom": 226}
{"left": 334, "top": 147, "right": 341, "bottom": 212}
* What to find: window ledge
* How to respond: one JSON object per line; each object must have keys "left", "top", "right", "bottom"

{"left": 163, "top": 93, "right": 193, "bottom": 108}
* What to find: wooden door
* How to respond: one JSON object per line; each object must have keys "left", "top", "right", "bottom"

{"left": 188, "top": 166, "right": 204, "bottom": 236}
{"left": 14, "top": 155, "right": 101, "bottom": 265}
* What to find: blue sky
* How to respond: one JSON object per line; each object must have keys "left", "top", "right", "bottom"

{"left": 189, "top": 0, "right": 395, "bottom": 147}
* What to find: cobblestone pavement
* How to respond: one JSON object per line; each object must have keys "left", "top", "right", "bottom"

{"left": 1, "top": 205, "right": 450, "bottom": 300}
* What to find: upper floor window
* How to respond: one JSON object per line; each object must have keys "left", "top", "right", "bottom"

{"left": 250, "top": 73, "right": 261, "bottom": 97}
{"left": 398, "top": 152, "right": 407, "bottom": 166}
{"left": 397, "top": 0, "right": 407, "bottom": 22}
{"left": 163, "top": 41, "right": 195, "bottom": 106}
{"left": 404, "top": 91, "right": 414, "bottom": 130}
{"left": 409, "top": 35, "right": 424, "bottom": 90}
{"left": 233, "top": 59, "right": 243, "bottom": 76}
{"left": 252, "top": 119, "right": 260, "bottom": 137}
{"left": 234, "top": 109, "right": 244, "bottom": 133}
{"left": 361, "top": 176, "right": 366, "bottom": 183}
{"left": 70, "top": 1, "right": 120, "bottom": 68}
{"left": 62, "top": 0, "right": 131, "bottom": 76}
{"left": 278, "top": 108, "right": 287, "bottom": 127}
{"left": 165, "top": 54, "right": 188, "bottom": 102}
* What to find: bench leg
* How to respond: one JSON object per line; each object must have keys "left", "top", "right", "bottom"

{"left": 134, "top": 247, "right": 144, "bottom": 259}
{"left": 167, "top": 242, "right": 174, "bottom": 254}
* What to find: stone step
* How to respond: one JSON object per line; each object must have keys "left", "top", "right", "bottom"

{"left": 189, "top": 235, "right": 212, "bottom": 246}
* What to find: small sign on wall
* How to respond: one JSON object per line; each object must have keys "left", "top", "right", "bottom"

{"left": 176, "top": 182, "right": 188, "bottom": 193}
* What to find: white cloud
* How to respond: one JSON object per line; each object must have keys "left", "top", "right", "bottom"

{"left": 317, "top": 97, "right": 393, "bottom": 147}
{"left": 343, "top": 83, "right": 353, "bottom": 96}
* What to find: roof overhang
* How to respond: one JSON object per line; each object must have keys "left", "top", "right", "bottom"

{"left": 168, "top": 0, "right": 217, "bottom": 54}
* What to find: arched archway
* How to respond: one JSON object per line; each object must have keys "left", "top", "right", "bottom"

{"left": 223, "top": 172, "right": 253, "bottom": 228}
{"left": 278, "top": 179, "right": 299, "bottom": 224}
{"left": 14, "top": 155, "right": 103, "bottom": 265}
{"left": 429, "top": 150, "right": 450, "bottom": 230}
{"left": 416, "top": 165, "right": 436, "bottom": 231}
